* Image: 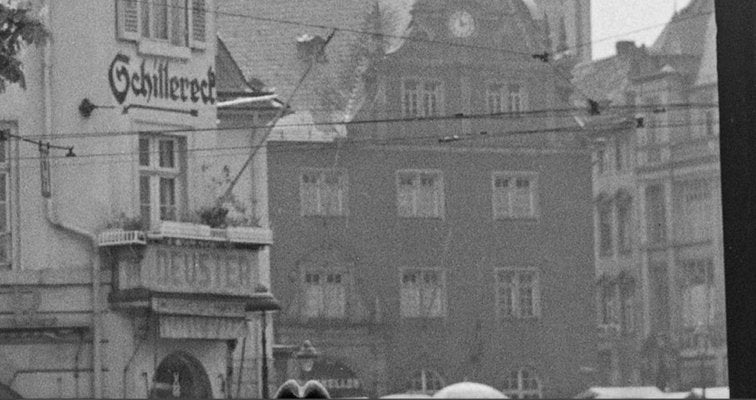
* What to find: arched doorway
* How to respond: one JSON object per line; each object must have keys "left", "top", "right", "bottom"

{"left": 150, "top": 351, "right": 213, "bottom": 399}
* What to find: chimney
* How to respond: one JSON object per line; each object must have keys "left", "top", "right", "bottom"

{"left": 615, "top": 40, "right": 636, "bottom": 57}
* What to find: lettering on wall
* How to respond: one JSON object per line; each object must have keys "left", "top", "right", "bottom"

{"left": 108, "top": 53, "right": 216, "bottom": 106}
{"left": 139, "top": 246, "right": 256, "bottom": 296}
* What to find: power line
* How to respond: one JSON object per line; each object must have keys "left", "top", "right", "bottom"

{"left": 10, "top": 118, "right": 719, "bottom": 165}
{"left": 28, "top": 102, "right": 718, "bottom": 142}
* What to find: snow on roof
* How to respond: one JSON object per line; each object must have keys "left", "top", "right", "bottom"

{"left": 575, "top": 386, "right": 666, "bottom": 399}
{"left": 689, "top": 387, "right": 729, "bottom": 399}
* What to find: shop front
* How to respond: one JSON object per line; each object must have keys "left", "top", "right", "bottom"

{"left": 100, "top": 227, "right": 274, "bottom": 398}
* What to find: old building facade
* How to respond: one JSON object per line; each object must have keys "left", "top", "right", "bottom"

{"left": 572, "top": 0, "right": 725, "bottom": 390}
{"left": 0, "top": 1, "right": 276, "bottom": 398}
{"left": 220, "top": 0, "right": 596, "bottom": 397}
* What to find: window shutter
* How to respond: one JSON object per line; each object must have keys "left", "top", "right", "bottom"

{"left": 189, "top": 0, "right": 207, "bottom": 49}
{"left": 117, "top": 0, "right": 140, "bottom": 41}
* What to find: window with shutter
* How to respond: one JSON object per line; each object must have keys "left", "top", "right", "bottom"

{"left": 117, "top": 0, "right": 140, "bottom": 41}
{"left": 116, "top": 0, "right": 207, "bottom": 54}
{"left": 190, "top": 0, "right": 207, "bottom": 48}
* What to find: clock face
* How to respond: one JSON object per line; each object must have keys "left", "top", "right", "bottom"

{"left": 449, "top": 10, "right": 475, "bottom": 38}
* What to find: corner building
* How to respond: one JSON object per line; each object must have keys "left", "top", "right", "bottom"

{"left": 0, "top": 0, "right": 275, "bottom": 398}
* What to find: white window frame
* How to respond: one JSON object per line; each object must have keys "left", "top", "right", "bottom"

{"left": 301, "top": 269, "right": 348, "bottom": 319}
{"left": 138, "top": 134, "right": 183, "bottom": 229}
{"left": 503, "top": 367, "right": 543, "bottom": 399}
{"left": 399, "top": 268, "right": 447, "bottom": 318}
{"left": 507, "top": 83, "right": 526, "bottom": 114}
{"left": 401, "top": 78, "right": 444, "bottom": 118}
{"left": 396, "top": 169, "right": 445, "bottom": 219}
{"left": 0, "top": 128, "right": 11, "bottom": 269}
{"left": 495, "top": 268, "right": 541, "bottom": 319}
{"left": 299, "top": 168, "right": 348, "bottom": 217}
{"left": 117, "top": 0, "right": 207, "bottom": 54}
{"left": 492, "top": 172, "right": 539, "bottom": 219}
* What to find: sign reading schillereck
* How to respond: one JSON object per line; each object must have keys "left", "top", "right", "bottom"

{"left": 108, "top": 53, "right": 216, "bottom": 106}
{"left": 117, "top": 245, "right": 258, "bottom": 297}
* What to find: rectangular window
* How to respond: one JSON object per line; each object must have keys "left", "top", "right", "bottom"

{"left": 487, "top": 83, "right": 505, "bottom": 113}
{"left": 492, "top": 172, "right": 538, "bottom": 219}
{"left": 139, "top": 134, "right": 182, "bottom": 229}
{"left": 402, "top": 79, "right": 443, "bottom": 118}
{"left": 673, "top": 179, "right": 712, "bottom": 243}
{"left": 617, "top": 199, "right": 632, "bottom": 254}
{"left": 680, "top": 259, "right": 715, "bottom": 329}
{"left": 495, "top": 268, "right": 541, "bottom": 319}
{"left": 646, "top": 185, "right": 667, "bottom": 244}
{"left": 600, "top": 283, "right": 619, "bottom": 325}
{"left": 614, "top": 137, "right": 625, "bottom": 171}
{"left": 300, "top": 169, "right": 348, "bottom": 216}
{"left": 400, "top": 269, "right": 446, "bottom": 318}
{"left": 508, "top": 83, "right": 524, "bottom": 114}
{"left": 303, "top": 271, "right": 347, "bottom": 319}
{"left": 117, "top": 0, "right": 206, "bottom": 48}
{"left": 596, "top": 147, "right": 607, "bottom": 175}
{"left": 644, "top": 96, "right": 662, "bottom": 163}
{"left": 598, "top": 202, "right": 613, "bottom": 257}
{"left": 0, "top": 130, "right": 10, "bottom": 269}
{"left": 397, "top": 170, "right": 444, "bottom": 218}
{"left": 620, "top": 283, "right": 635, "bottom": 334}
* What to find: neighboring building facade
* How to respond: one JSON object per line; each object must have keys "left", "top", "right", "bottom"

{"left": 572, "top": 0, "right": 725, "bottom": 390}
{"left": 221, "top": 0, "right": 596, "bottom": 397}
{"left": 0, "top": 1, "right": 276, "bottom": 398}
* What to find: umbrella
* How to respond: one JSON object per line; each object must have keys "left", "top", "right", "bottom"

{"left": 432, "top": 382, "right": 508, "bottom": 399}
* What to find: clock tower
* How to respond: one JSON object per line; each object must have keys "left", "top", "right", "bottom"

{"left": 406, "top": 0, "right": 545, "bottom": 55}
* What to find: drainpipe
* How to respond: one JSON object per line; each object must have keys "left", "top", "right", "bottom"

{"left": 40, "top": 1, "right": 102, "bottom": 398}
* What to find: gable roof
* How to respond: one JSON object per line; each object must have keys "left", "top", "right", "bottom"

{"left": 651, "top": 0, "right": 714, "bottom": 56}
{"left": 218, "top": 0, "right": 375, "bottom": 124}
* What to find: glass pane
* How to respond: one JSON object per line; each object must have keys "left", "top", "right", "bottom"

{"left": 140, "top": 175, "right": 151, "bottom": 228}
{"left": 153, "top": 0, "right": 169, "bottom": 39}
{"left": 158, "top": 140, "right": 175, "bottom": 168}
{"left": 139, "top": 138, "right": 150, "bottom": 166}
{"left": 159, "top": 177, "right": 176, "bottom": 220}
{"left": 141, "top": 0, "right": 150, "bottom": 37}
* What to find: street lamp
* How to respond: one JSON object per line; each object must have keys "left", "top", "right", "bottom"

{"left": 294, "top": 340, "right": 320, "bottom": 378}
{"left": 245, "top": 288, "right": 282, "bottom": 399}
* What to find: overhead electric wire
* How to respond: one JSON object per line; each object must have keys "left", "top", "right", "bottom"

{"left": 19, "top": 102, "right": 718, "bottom": 142}
{"left": 137, "top": 0, "right": 716, "bottom": 105}
{"left": 12, "top": 118, "right": 720, "bottom": 165}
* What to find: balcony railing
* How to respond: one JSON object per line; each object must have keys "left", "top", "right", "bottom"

{"left": 98, "top": 220, "right": 273, "bottom": 247}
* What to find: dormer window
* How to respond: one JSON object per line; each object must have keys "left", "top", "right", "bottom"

{"left": 296, "top": 34, "right": 328, "bottom": 63}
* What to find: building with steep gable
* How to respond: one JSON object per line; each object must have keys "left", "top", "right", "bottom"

{"left": 219, "top": 0, "right": 597, "bottom": 397}
{"left": 572, "top": 0, "right": 725, "bottom": 390}
{"left": 0, "top": 1, "right": 278, "bottom": 398}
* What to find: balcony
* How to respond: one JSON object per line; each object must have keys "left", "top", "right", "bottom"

{"left": 98, "top": 220, "right": 273, "bottom": 247}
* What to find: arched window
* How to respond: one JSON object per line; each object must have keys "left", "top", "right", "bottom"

{"left": 407, "top": 369, "right": 445, "bottom": 395}
{"left": 502, "top": 367, "right": 542, "bottom": 399}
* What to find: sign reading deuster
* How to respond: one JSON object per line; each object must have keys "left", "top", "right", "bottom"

{"left": 144, "top": 245, "right": 257, "bottom": 296}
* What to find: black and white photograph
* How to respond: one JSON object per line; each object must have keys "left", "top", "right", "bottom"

{"left": 0, "top": 0, "right": 740, "bottom": 398}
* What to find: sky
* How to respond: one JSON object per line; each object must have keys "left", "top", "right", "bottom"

{"left": 591, "top": 0, "right": 693, "bottom": 60}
